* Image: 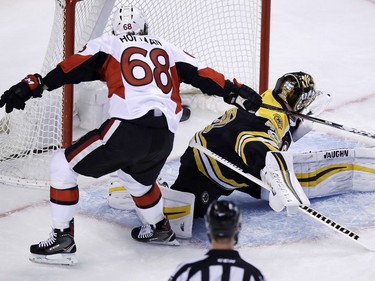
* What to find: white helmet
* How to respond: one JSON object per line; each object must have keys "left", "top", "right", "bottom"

{"left": 112, "top": 6, "right": 148, "bottom": 35}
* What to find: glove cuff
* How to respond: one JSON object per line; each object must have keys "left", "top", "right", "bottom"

{"left": 22, "top": 74, "right": 44, "bottom": 91}
{"left": 233, "top": 78, "right": 243, "bottom": 88}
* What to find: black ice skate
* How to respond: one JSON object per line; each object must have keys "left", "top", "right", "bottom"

{"left": 131, "top": 218, "right": 179, "bottom": 246}
{"left": 29, "top": 220, "right": 77, "bottom": 265}
{"left": 180, "top": 105, "right": 191, "bottom": 122}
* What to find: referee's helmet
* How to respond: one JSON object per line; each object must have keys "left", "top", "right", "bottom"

{"left": 205, "top": 200, "right": 242, "bottom": 243}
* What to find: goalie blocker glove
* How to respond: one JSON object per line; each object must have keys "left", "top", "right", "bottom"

{"left": 0, "top": 73, "right": 44, "bottom": 113}
{"left": 224, "top": 78, "right": 262, "bottom": 112}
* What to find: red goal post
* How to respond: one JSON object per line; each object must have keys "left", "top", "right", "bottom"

{"left": 0, "top": 0, "right": 271, "bottom": 188}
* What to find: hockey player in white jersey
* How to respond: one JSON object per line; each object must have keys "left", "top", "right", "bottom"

{"left": 0, "top": 5, "right": 261, "bottom": 265}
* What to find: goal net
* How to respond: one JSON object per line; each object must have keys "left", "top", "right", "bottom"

{"left": 0, "top": 0, "right": 270, "bottom": 188}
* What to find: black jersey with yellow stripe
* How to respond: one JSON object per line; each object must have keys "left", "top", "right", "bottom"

{"left": 191, "top": 90, "right": 292, "bottom": 191}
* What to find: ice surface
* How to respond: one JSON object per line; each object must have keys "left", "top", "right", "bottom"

{"left": 1, "top": 0, "right": 375, "bottom": 280}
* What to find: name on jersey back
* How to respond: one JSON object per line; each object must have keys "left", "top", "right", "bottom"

{"left": 119, "top": 34, "right": 162, "bottom": 46}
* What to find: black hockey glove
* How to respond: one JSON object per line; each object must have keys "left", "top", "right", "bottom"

{"left": 0, "top": 74, "right": 44, "bottom": 113}
{"left": 224, "top": 79, "right": 262, "bottom": 112}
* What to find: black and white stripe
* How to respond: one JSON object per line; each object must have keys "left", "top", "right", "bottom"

{"left": 168, "top": 250, "right": 265, "bottom": 281}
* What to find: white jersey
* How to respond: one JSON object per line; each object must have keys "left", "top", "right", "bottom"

{"left": 44, "top": 33, "right": 231, "bottom": 133}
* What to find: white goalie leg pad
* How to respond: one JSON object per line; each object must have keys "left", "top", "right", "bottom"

{"left": 261, "top": 151, "right": 310, "bottom": 215}
{"left": 293, "top": 148, "right": 375, "bottom": 198}
{"left": 107, "top": 185, "right": 135, "bottom": 210}
{"left": 159, "top": 183, "right": 195, "bottom": 239}
{"left": 107, "top": 176, "right": 135, "bottom": 211}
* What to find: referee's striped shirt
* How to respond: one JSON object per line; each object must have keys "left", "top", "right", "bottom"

{"left": 168, "top": 249, "right": 266, "bottom": 281}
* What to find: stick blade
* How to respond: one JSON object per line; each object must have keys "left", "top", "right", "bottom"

{"left": 356, "top": 237, "right": 375, "bottom": 252}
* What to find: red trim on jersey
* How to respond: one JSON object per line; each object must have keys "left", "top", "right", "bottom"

{"left": 59, "top": 54, "right": 92, "bottom": 73}
{"left": 50, "top": 186, "right": 79, "bottom": 205}
{"left": 102, "top": 55, "right": 125, "bottom": 99}
{"left": 65, "top": 119, "right": 115, "bottom": 163}
{"left": 198, "top": 67, "right": 226, "bottom": 88}
{"left": 132, "top": 183, "right": 162, "bottom": 209}
{"left": 170, "top": 65, "right": 182, "bottom": 114}
{"left": 65, "top": 134, "right": 100, "bottom": 162}
{"left": 99, "top": 118, "right": 115, "bottom": 138}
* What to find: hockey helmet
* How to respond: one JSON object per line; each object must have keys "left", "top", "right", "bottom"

{"left": 112, "top": 5, "right": 148, "bottom": 35}
{"left": 205, "top": 200, "right": 241, "bottom": 242}
{"left": 274, "top": 72, "right": 316, "bottom": 111}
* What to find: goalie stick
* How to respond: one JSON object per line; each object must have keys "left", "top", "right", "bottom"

{"left": 189, "top": 139, "right": 375, "bottom": 251}
{"left": 258, "top": 103, "right": 375, "bottom": 140}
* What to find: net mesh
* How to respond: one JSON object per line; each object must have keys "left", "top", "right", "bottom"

{"left": 0, "top": 0, "right": 263, "bottom": 187}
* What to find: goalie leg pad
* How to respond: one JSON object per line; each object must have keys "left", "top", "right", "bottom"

{"left": 159, "top": 183, "right": 195, "bottom": 239}
{"left": 261, "top": 151, "right": 310, "bottom": 215}
{"left": 293, "top": 148, "right": 375, "bottom": 197}
{"left": 107, "top": 185, "right": 135, "bottom": 210}
{"left": 107, "top": 176, "right": 195, "bottom": 238}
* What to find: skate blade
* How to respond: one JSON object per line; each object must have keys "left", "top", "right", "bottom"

{"left": 147, "top": 239, "right": 180, "bottom": 246}
{"left": 29, "top": 253, "right": 78, "bottom": 265}
{"left": 147, "top": 233, "right": 180, "bottom": 246}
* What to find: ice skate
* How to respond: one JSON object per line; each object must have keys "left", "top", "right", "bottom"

{"left": 180, "top": 105, "right": 191, "bottom": 122}
{"left": 131, "top": 218, "right": 179, "bottom": 246}
{"left": 29, "top": 221, "right": 77, "bottom": 265}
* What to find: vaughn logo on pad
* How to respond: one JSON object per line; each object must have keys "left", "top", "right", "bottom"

{"left": 323, "top": 149, "right": 349, "bottom": 159}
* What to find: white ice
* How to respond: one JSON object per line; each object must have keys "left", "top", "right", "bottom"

{"left": 1, "top": 0, "right": 375, "bottom": 280}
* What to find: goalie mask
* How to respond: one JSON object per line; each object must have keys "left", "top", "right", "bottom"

{"left": 205, "top": 200, "right": 241, "bottom": 243}
{"left": 275, "top": 72, "right": 316, "bottom": 112}
{"left": 112, "top": 5, "right": 148, "bottom": 36}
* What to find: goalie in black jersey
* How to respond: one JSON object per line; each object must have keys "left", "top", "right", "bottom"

{"left": 108, "top": 72, "right": 375, "bottom": 239}
{"left": 169, "top": 72, "right": 322, "bottom": 220}
{"left": 109, "top": 72, "right": 331, "bottom": 238}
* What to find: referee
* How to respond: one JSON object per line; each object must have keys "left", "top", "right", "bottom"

{"left": 168, "top": 200, "right": 266, "bottom": 281}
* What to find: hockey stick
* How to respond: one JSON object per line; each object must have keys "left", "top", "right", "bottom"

{"left": 189, "top": 139, "right": 375, "bottom": 251}
{"left": 258, "top": 103, "right": 375, "bottom": 140}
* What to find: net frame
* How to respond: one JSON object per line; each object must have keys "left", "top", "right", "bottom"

{"left": 0, "top": 0, "right": 270, "bottom": 188}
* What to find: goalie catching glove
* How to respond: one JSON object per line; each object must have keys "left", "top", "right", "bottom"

{"left": 0, "top": 73, "right": 44, "bottom": 113}
{"left": 224, "top": 78, "right": 262, "bottom": 112}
